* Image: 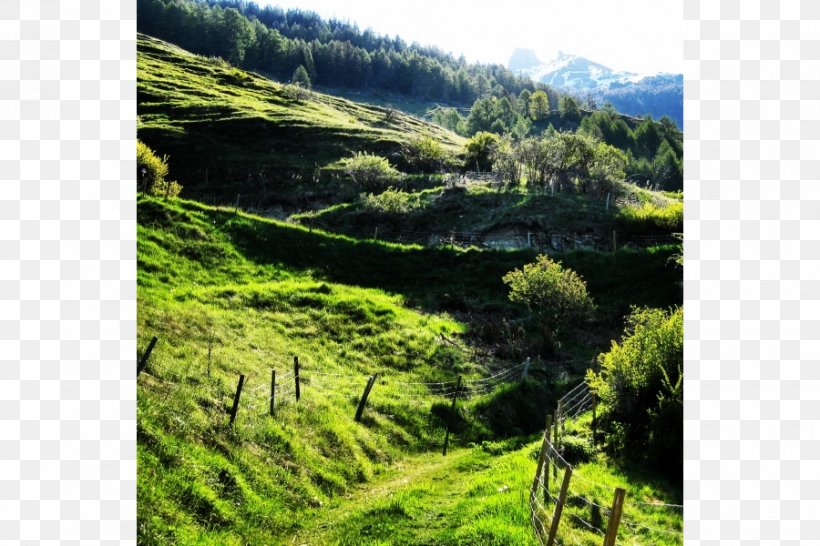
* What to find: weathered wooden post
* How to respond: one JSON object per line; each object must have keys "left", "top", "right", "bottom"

{"left": 559, "top": 400, "right": 565, "bottom": 444}
{"left": 228, "top": 374, "right": 245, "bottom": 426}
{"left": 602, "top": 488, "right": 626, "bottom": 546}
{"left": 544, "top": 414, "right": 554, "bottom": 506}
{"left": 552, "top": 412, "right": 559, "bottom": 480}
{"left": 531, "top": 414, "right": 552, "bottom": 504}
{"left": 546, "top": 465, "right": 573, "bottom": 546}
{"left": 373, "top": 227, "right": 379, "bottom": 241}
{"left": 137, "top": 336, "right": 158, "bottom": 376}
{"left": 269, "top": 369, "right": 276, "bottom": 416}
{"left": 354, "top": 374, "right": 378, "bottom": 422}
{"left": 442, "top": 376, "right": 462, "bottom": 456}
{"left": 294, "top": 356, "right": 300, "bottom": 402}
{"left": 592, "top": 393, "right": 598, "bottom": 446}
{"left": 605, "top": 192, "right": 610, "bottom": 213}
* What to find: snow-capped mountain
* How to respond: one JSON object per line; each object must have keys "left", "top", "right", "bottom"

{"left": 508, "top": 48, "right": 683, "bottom": 128}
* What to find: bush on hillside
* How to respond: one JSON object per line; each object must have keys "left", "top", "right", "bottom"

{"left": 340, "top": 152, "right": 400, "bottom": 192}
{"left": 463, "top": 131, "right": 500, "bottom": 172}
{"left": 361, "top": 188, "right": 423, "bottom": 214}
{"left": 586, "top": 306, "right": 683, "bottom": 481}
{"left": 137, "top": 140, "right": 182, "bottom": 198}
{"left": 401, "top": 136, "right": 456, "bottom": 173}
{"left": 503, "top": 255, "right": 595, "bottom": 354}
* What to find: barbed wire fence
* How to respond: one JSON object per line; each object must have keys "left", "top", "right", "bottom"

{"left": 529, "top": 383, "right": 684, "bottom": 545}
{"left": 137, "top": 334, "right": 536, "bottom": 452}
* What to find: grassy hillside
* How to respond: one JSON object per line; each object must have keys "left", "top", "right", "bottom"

{"left": 137, "top": 33, "right": 465, "bottom": 208}
{"left": 293, "top": 182, "right": 682, "bottom": 249}
{"left": 137, "top": 195, "right": 681, "bottom": 544}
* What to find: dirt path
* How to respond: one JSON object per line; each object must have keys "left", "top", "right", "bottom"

{"left": 288, "top": 448, "right": 477, "bottom": 545}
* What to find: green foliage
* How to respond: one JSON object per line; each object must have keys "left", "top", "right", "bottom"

{"left": 291, "top": 64, "right": 311, "bottom": 88}
{"left": 585, "top": 142, "right": 627, "bottom": 197}
{"left": 361, "top": 188, "right": 424, "bottom": 214}
{"left": 558, "top": 95, "right": 581, "bottom": 123}
{"left": 491, "top": 136, "right": 522, "bottom": 188}
{"left": 463, "top": 131, "right": 500, "bottom": 171}
{"left": 340, "top": 152, "right": 401, "bottom": 191}
{"left": 539, "top": 131, "right": 597, "bottom": 192}
{"left": 401, "top": 136, "right": 454, "bottom": 173}
{"left": 431, "top": 107, "right": 467, "bottom": 135}
{"left": 634, "top": 116, "right": 663, "bottom": 158}
{"left": 528, "top": 90, "right": 550, "bottom": 121}
{"left": 137, "top": 139, "right": 182, "bottom": 198}
{"left": 615, "top": 201, "right": 684, "bottom": 235}
{"left": 587, "top": 307, "right": 683, "bottom": 479}
{"left": 503, "top": 255, "right": 594, "bottom": 353}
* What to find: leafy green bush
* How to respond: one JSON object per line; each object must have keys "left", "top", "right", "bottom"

{"left": 361, "top": 188, "right": 424, "bottom": 214}
{"left": 340, "top": 152, "right": 400, "bottom": 192}
{"left": 463, "top": 131, "right": 500, "bottom": 172}
{"left": 401, "top": 136, "right": 455, "bottom": 173}
{"left": 137, "top": 140, "right": 182, "bottom": 198}
{"left": 503, "top": 255, "right": 594, "bottom": 354}
{"left": 586, "top": 306, "right": 682, "bottom": 480}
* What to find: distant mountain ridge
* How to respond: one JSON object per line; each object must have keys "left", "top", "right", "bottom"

{"left": 508, "top": 48, "right": 682, "bottom": 128}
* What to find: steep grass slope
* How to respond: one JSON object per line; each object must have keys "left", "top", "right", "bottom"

{"left": 137, "top": 33, "right": 464, "bottom": 207}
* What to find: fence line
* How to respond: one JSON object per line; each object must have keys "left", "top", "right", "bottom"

{"left": 529, "top": 413, "right": 683, "bottom": 545}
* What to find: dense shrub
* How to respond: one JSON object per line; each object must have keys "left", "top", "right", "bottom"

{"left": 137, "top": 140, "right": 182, "bottom": 198}
{"left": 401, "top": 136, "right": 455, "bottom": 173}
{"left": 503, "top": 255, "right": 594, "bottom": 354}
{"left": 361, "top": 188, "right": 423, "bottom": 214}
{"left": 340, "top": 152, "right": 400, "bottom": 192}
{"left": 586, "top": 306, "right": 683, "bottom": 481}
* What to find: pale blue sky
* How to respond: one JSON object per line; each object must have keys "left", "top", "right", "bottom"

{"left": 257, "top": 0, "right": 683, "bottom": 75}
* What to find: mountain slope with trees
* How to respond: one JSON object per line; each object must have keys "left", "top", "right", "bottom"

{"left": 137, "top": 33, "right": 464, "bottom": 208}
{"left": 137, "top": 0, "right": 554, "bottom": 106}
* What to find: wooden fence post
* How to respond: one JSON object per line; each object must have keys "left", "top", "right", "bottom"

{"left": 530, "top": 414, "right": 552, "bottom": 540}
{"left": 592, "top": 393, "right": 598, "bottom": 446}
{"left": 543, "top": 414, "right": 553, "bottom": 506}
{"left": 137, "top": 336, "right": 158, "bottom": 376}
{"left": 354, "top": 374, "right": 378, "bottom": 422}
{"left": 602, "top": 487, "right": 626, "bottom": 546}
{"left": 552, "top": 415, "right": 559, "bottom": 480}
{"left": 294, "top": 356, "right": 300, "bottom": 402}
{"left": 442, "top": 376, "right": 462, "bottom": 456}
{"left": 531, "top": 414, "right": 552, "bottom": 504}
{"left": 546, "top": 465, "right": 573, "bottom": 546}
{"left": 270, "top": 369, "right": 276, "bottom": 416}
{"left": 559, "top": 400, "right": 565, "bottom": 444}
{"left": 228, "top": 374, "right": 245, "bottom": 426}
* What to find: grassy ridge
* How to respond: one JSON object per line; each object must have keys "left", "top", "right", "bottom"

{"left": 137, "top": 33, "right": 464, "bottom": 207}
{"left": 293, "top": 183, "right": 682, "bottom": 245}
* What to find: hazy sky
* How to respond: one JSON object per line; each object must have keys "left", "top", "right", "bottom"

{"left": 257, "top": 0, "right": 683, "bottom": 75}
